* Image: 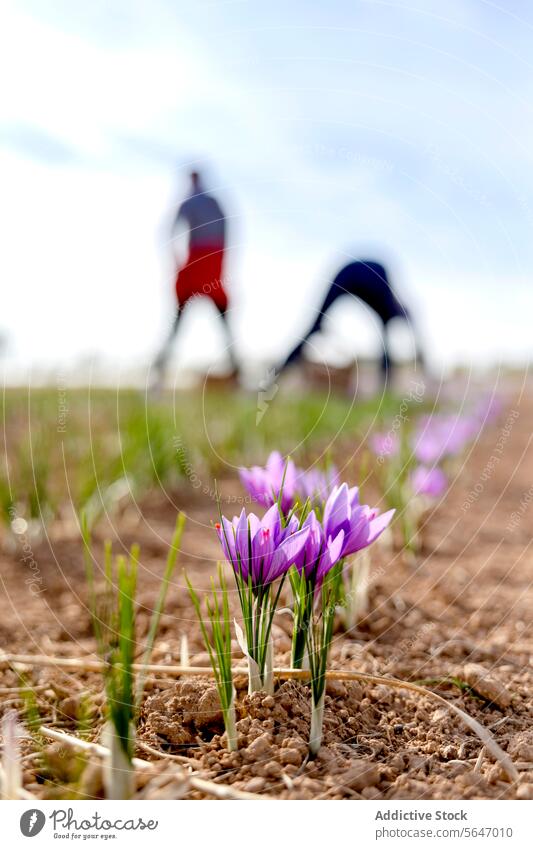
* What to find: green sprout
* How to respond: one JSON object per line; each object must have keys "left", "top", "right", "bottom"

{"left": 306, "top": 563, "right": 342, "bottom": 757}
{"left": 187, "top": 564, "right": 238, "bottom": 752}
{"left": 81, "top": 511, "right": 185, "bottom": 798}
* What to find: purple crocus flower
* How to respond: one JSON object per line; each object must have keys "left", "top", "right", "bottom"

{"left": 322, "top": 483, "right": 395, "bottom": 559}
{"left": 412, "top": 414, "right": 478, "bottom": 464}
{"left": 298, "top": 509, "right": 345, "bottom": 586}
{"left": 410, "top": 465, "right": 447, "bottom": 498}
{"left": 240, "top": 452, "right": 340, "bottom": 513}
{"left": 239, "top": 451, "right": 297, "bottom": 514}
{"left": 369, "top": 431, "right": 399, "bottom": 458}
{"left": 215, "top": 504, "right": 309, "bottom": 590}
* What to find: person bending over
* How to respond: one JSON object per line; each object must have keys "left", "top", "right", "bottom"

{"left": 280, "top": 260, "right": 424, "bottom": 383}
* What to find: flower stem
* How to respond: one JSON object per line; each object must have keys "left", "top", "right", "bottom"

{"left": 223, "top": 700, "right": 238, "bottom": 752}
{"left": 102, "top": 720, "right": 135, "bottom": 800}
{"left": 344, "top": 549, "right": 370, "bottom": 629}
{"left": 309, "top": 690, "right": 325, "bottom": 757}
{"left": 264, "top": 634, "right": 274, "bottom": 695}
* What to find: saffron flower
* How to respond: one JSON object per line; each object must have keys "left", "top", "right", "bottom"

{"left": 412, "top": 414, "right": 477, "bottom": 465}
{"left": 411, "top": 465, "right": 447, "bottom": 498}
{"left": 289, "top": 510, "right": 344, "bottom": 670}
{"left": 240, "top": 452, "right": 340, "bottom": 514}
{"left": 299, "top": 509, "right": 345, "bottom": 584}
{"left": 215, "top": 504, "right": 309, "bottom": 694}
{"left": 322, "top": 483, "right": 395, "bottom": 560}
{"left": 295, "top": 465, "right": 340, "bottom": 507}
{"left": 215, "top": 504, "right": 308, "bottom": 590}
{"left": 369, "top": 431, "right": 399, "bottom": 459}
{"left": 239, "top": 451, "right": 297, "bottom": 514}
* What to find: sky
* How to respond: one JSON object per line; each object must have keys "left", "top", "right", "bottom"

{"left": 1, "top": 0, "right": 533, "bottom": 380}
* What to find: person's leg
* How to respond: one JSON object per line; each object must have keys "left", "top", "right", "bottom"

{"left": 215, "top": 304, "right": 240, "bottom": 375}
{"left": 379, "top": 320, "right": 393, "bottom": 385}
{"left": 152, "top": 305, "right": 183, "bottom": 379}
{"left": 281, "top": 281, "right": 341, "bottom": 370}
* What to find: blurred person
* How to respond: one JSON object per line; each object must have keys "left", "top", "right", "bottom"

{"left": 153, "top": 170, "right": 238, "bottom": 384}
{"left": 279, "top": 259, "right": 424, "bottom": 384}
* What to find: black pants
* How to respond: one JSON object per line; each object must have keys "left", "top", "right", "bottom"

{"left": 282, "top": 261, "right": 410, "bottom": 380}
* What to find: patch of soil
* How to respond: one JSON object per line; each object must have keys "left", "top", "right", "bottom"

{"left": 1, "top": 391, "right": 533, "bottom": 799}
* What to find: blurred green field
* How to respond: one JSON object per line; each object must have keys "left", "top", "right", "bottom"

{"left": 1, "top": 386, "right": 401, "bottom": 526}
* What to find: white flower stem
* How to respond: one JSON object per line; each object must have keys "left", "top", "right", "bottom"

{"left": 102, "top": 721, "right": 135, "bottom": 800}
{"left": 223, "top": 697, "right": 238, "bottom": 752}
{"left": 1, "top": 710, "right": 22, "bottom": 800}
{"left": 263, "top": 633, "right": 274, "bottom": 696}
{"left": 247, "top": 654, "right": 263, "bottom": 694}
{"left": 344, "top": 549, "right": 370, "bottom": 629}
{"left": 309, "top": 690, "right": 325, "bottom": 757}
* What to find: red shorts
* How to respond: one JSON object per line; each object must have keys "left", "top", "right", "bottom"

{"left": 175, "top": 245, "right": 228, "bottom": 311}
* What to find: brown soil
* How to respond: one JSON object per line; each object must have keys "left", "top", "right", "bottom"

{"left": 1, "top": 394, "right": 532, "bottom": 800}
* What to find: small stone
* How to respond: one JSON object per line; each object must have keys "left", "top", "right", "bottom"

{"left": 261, "top": 695, "right": 275, "bottom": 709}
{"left": 516, "top": 783, "right": 533, "bottom": 800}
{"left": 455, "top": 772, "right": 486, "bottom": 788}
{"left": 442, "top": 744, "right": 457, "bottom": 760}
{"left": 408, "top": 754, "right": 428, "bottom": 772}
{"left": 343, "top": 759, "right": 380, "bottom": 791}
{"left": 243, "top": 777, "right": 267, "bottom": 794}
{"left": 361, "top": 786, "right": 381, "bottom": 799}
{"left": 389, "top": 753, "right": 404, "bottom": 772}
{"left": 58, "top": 695, "right": 82, "bottom": 720}
{"left": 445, "top": 760, "right": 470, "bottom": 777}
{"left": 486, "top": 764, "right": 505, "bottom": 785}
{"left": 262, "top": 761, "right": 282, "bottom": 778}
{"left": 347, "top": 682, "right": 363, "bottom": 701}
{"left": 463, "top": 664, "right": 512, "bottom": 709}
{"left": 79, "top": 760, "right": 104, "bottom": 798}
{"left": 508, "top": 732, "right": 533, "bottom": 762}
{"left": 246, "top": 733, "right": 272, "bottom": 760}
{"left": 189, "top": 652, "right": 212, "bottom": 666}
{"left": 299, "top": 777, "right": 322, "bottom": 794}
{"left": 432, "top": 708, "right": 448, "bottom": 722}
{"left": 516, "top": 743, "right": 533, "bottom": 762}
{"left": 233, "top": 675, "right": 249, "bottom": 692}
{"left": 316, "top": 747, "right": 337, "bottom": 767}
{"left": 279, "top": 748, "right": 303, "bottom": 766}
{"left": 196, "top": 687, "right": 223, "bottom": 726}
{"left": 326, "top": 679, "right": 346, "bottom": 697}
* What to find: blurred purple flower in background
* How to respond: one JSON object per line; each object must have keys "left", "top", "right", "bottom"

{"left": 296, "top": 465, "right": 340, "bottom": 506}
{"left": 410, "top": 465, "right": 448, "bottom": 498}
{"left": 473, "top": 393, "right": 503, "bottom": 425}
{"left": 240, "top": 451, "right": 339, "bottom": 512}
{"left": 412, "top": 414, "right": 478, "bottom": 464}
{"left": 239, "top": 451, "right": 297, "bottom": 514}
{"left": 370, "top": 431, "right": 400, "bottom": 459}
